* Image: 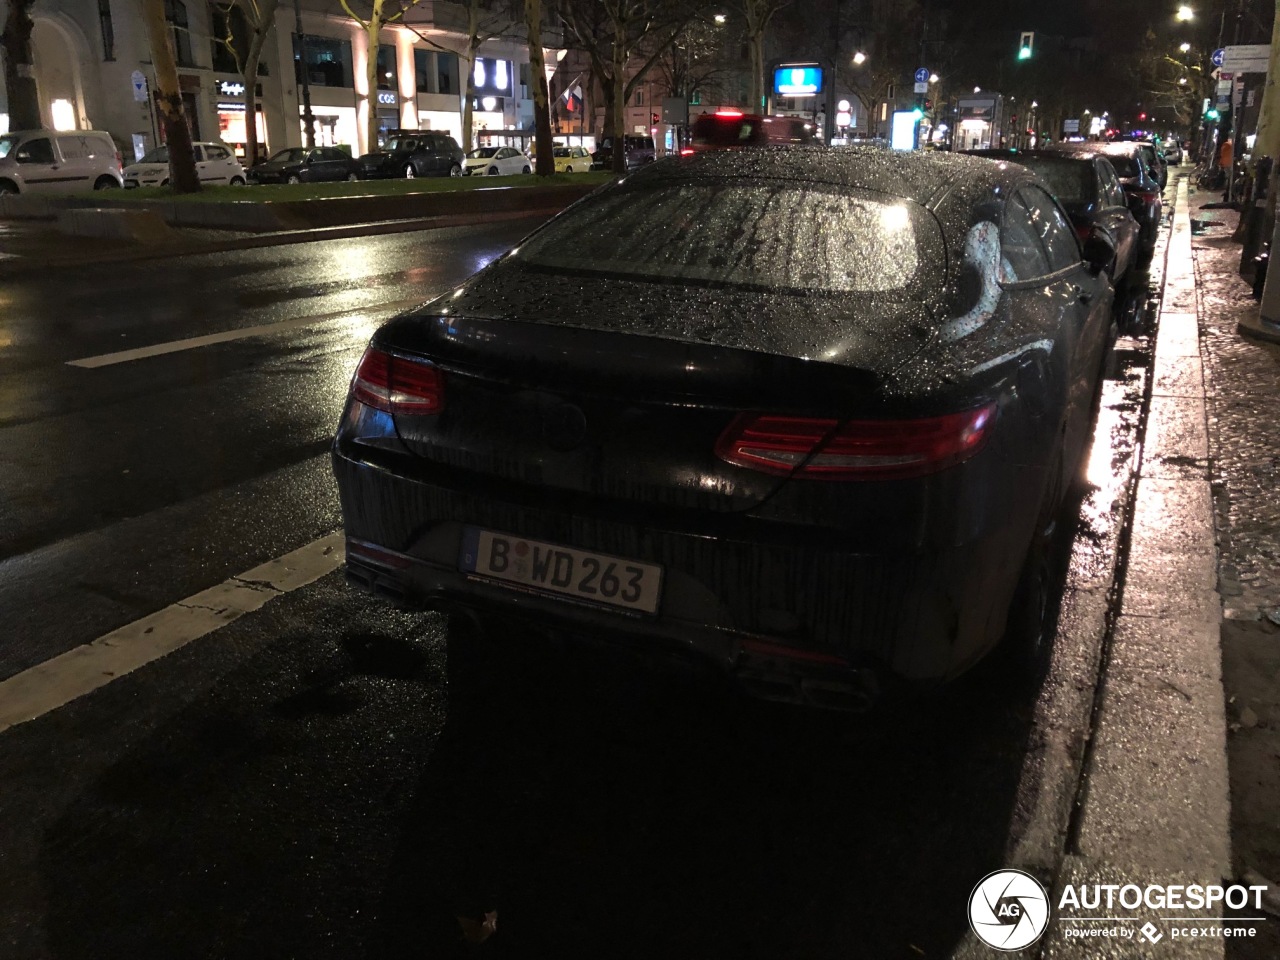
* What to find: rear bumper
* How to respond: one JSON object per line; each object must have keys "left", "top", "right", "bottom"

{"left": 332, "top": 446, "right": 1027, "bottom": 692}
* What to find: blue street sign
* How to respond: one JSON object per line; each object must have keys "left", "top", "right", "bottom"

{"left": 915, "top": 68, "right": 931, "bottom": 83}
{"left": 1212, "top": 48, "right": 1225, "bottom": 67}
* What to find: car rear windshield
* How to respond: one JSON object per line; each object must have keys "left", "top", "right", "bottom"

{"left": 513, "top": 178, "right": 936, "bottom": 294}
{"left": 468, "top": 148, "right": 498, "bottom": 159}
{"left": 0, "top": 135, "right": 20, "bottom": 159}
{"left": 1098, "top": 152, "right": 1141, "bottom": 178}
{"left": 386, "top": 138, "right": 419, "bottom": 152}
{"left": 1017, "top": 157, "right": 1094, "bottom": 205}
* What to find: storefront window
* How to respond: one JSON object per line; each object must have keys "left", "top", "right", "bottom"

{"left": 437, "top": 52, "right": 458, "bottom": 95}
{"left": 304, "top": 107, "right": 358, "bottom": 153}
{"left": 376, "top": 45, "right": 396, "bottom": 90}
{"left": 217, "top": 103, "right": 266, "bottom": 161}
{"left": 414, "top": 49, "right": 431, "bottom": 92}
{"left": 292, "top": 34, "right": 353, "bottom": 88}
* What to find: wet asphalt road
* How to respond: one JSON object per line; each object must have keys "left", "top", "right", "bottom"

{"left": 0, "top": 213, "right": 1165, "bottom": 959}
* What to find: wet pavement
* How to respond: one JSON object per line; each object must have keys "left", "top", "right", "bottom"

{"left": 1187, "top": 187, "right": 1280, "bottom": 960}
{"left": 0, "top": 194, "right": 1208, "bottom": 958}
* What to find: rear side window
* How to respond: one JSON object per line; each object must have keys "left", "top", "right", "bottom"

{"left": 1099, "top": 162, "right": 1126, "bottom": 207}
{"left": 514, "top": 179, "right": 936, "bottom": 294}
{"left": 1001, "top": 196, "right": 1052, "bottom": 280}
{"left": 1020, "top": 157, "right": 1094, "bottom": 206}
{"left": 692, "top": 118, "right": 765, "bottom": 147}
{"left": 56, "top": 136, "right": 89, "bottom": 161}
{"left": 1103, "top": 152, "right": 1141, "bottom": 178}
{"left": 1021, "top": 187, "right": 1081, "bottom": 272}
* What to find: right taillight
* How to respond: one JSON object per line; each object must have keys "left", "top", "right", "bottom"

{"left": 351, "top": 347, "right": 444, "bottom": 415}
{"left": 715, "top": 404, "right": 997, "bottom": 481}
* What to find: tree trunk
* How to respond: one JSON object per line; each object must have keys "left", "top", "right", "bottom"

{"left": 525, "top": 0, "right": 554, "bottom": 175}
{"left": 140, "top": 0, "right": 200, "bottom": 192}
{"left": 599, "top": 74, "right": 615, "bottom": 142}
{"left": 1, "top": 0, "right": 42, "bottom": 130}
{"left": 611, "top": 43, "right": 627, "bottom": 174}
{"left": 462, "top": 39, "right": 478, "bottom": 151}
{"left": 364, "top": 3, "right": 385, "bottom": 155}
{"left": 242, "top": 9, "right": 275, "bottom": 167}
{"left": 748, "top": 30, "right": 765, "bottom": 112}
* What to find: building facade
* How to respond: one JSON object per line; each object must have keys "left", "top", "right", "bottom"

{"left": 0, "top": 0, "right": 540, "bottom": 161}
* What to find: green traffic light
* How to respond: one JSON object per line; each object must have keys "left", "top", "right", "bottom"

{"left": 1205, "top": 108, "right": 1220, "bottom": 120}
{"left": 1018, "top": 46, "right": 1032, "bottom": 60}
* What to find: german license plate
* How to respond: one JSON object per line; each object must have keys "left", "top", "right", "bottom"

{"left": 460, "top": 528, "right": 663, "bottom": 616}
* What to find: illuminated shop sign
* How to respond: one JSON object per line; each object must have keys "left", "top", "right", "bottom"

{"left": 218, "top": 80, "right": 245, "bottom": 97}
{"left": 377, "top": 91, "right": 398, "bottom": 106}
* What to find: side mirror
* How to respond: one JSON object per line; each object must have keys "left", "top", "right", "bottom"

{"left": 1082, "top": 229, "right": 1116, "bottom": 277}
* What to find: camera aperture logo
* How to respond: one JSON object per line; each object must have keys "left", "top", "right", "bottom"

{"left": 969, "top": 869, "right": 1051, "bottom": 951}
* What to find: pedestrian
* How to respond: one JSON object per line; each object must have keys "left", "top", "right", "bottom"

{"left": 1220, "top": 137, "right": 1234, "bottom": 201}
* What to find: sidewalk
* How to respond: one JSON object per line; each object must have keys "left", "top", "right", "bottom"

{"left": 1188, "top": 187, "right": 1280, "bottom": 960}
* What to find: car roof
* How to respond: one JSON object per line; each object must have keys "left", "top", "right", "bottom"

{"left": 633, "top": 145, "right": 1028, "bottom": 208}
{"left": 1049, "top": 141, "right": 1142, "bottom": 157}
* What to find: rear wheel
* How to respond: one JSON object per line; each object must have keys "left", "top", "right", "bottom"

{"left": 93, "top": 175, "right": 117, "bottom": 190}
{"left": 1003, "top": 450, "right": 1065, "bottom": 684}
{"left": 286, "top": 174, "right": 301, "bottom": 185}
{"left": 449, "top": 163, "right": 462, "bottom": 177}
{"left": 522, "top": 164, "right": 531, "bottom": 174}
{"left": 487, "top": 166, "right": 499, "bottom": 176}
{"left": 403, "top": 164, "right": 416, "bottom": 179}
{"left": 229, "top": 176, "right": 246, "bottom": 186}
{"left": 0, "top": 180, "right": 17, "bottom": 195}
{"left": 346, "top": 172, "right": 359, "bottom": 182}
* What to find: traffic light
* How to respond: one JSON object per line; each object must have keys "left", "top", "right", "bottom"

{"left": 924, "top": 98, "right": 933, "bottom": 110}
{"left": 1018, "top": 31, "right": 1034, "bottom": 60}
{"left": 1139, "top": 112, "right": 1147, "bottom": 121}
{"left": 1205, "top": 107, "right": 1221, "bottom": 121}
{"left": 650, "top": 113, "right": 660, "bottom": 125}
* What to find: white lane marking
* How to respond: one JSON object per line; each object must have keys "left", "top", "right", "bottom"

{"left": 0, "top": 532, "right": 345, "bottom": 734}
{"left": 66, "top": 296, "right": 426, "bottom": 369}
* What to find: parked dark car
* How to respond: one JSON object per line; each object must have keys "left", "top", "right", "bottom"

{"left": 332, "top": 148, "right": 1115, "bottom": 709}
{"left": 1046, "top": 142, "right": 1164, "bottom": 258}
{"left": 590, "top": 135, "right": 656, "bottom": 171}
{"left": 247, "top": 146, "right": 360, "bottom": 184}
{"left": 685, "top": 111, "right": 821, "bottom": 154}
{"left": 358, "top": 132, "right": 464, "bottom": 179}
{"left": 1164, "top": 140, "right": 1184, "bottom": 165}
{"left": 968, "top": 149, "right": 1141, "bottom": 288}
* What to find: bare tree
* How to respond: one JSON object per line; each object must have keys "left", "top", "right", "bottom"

{"left": 1, "top": 0, "right": 41, "bottom": 130}
{"left": 740, "top": 0, "right": 789, "bottom": 113}
{"left": 558, "top": 0, "right": 700, "bottom": 172}
{"left": 658, "top": 12, "right": 735, "bottom": 109}
{"left": 214, "top": 0, "right": 280, "bottom": 166}
{"left": 526, "top": 0, "right": 554, "bottom": 174}
{"left": 140, "top": 0, "right": 201, "bottom": 192}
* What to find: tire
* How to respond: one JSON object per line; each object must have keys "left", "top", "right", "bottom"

{"left": 161, "top": 178, "right": 170, "bottom": 187}
{"left": 487, "top": 166, "right": 499, "bottom": 176}
{"left": 93, "top": 175, "right": 117, "bottom": 190}
{"left": 229, "top": 176, "right": 246, "bottom": 186}
{"left": 1002, "top": 450, "right": 1065, "bottom": 683}
{"left": 286, "top": 174, "right": 301, "bottom": 185}
{"left": 449, "top": 163, "right": 462, "bottom": 177}
{"left": 346, "top": 172, "right": 359, "bottom": 182}
{"left": 0, "top": 180, "right": 17, "bottom": 195}
{"left": 522, "top": 164, "right": 531, "bottom": 174}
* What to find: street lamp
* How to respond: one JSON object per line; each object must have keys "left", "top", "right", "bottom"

{"left": 1176, "top": 4, "right": 1194, "bottom": 21}
{"left": 852, "top": 51, "right": 867, "bottom": 65}
{"left": 929, "top": 73, "right": 939, "bottom": 83}
{"left": 713, "top": 13, "right": 726, "bottom": 24}
{"left": 1180, "top": 42, "right": 1192, "bottom": 52}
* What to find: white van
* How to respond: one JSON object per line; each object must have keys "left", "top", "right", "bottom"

{"left": 123, "top": 141, "right": 247, "bottom": 188}
{"left": 0, "top": 129, "right": 124, "bottom": 194}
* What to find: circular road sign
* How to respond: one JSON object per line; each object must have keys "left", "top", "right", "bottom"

{"left": 1212, "top": 48, "right": 1225, "bottom": 66}
{"left": 915, "top": 67, "right": 931, "bottom": 83}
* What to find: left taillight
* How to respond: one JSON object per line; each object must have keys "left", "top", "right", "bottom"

{"left": 351, "top": 347, "right": 444, "bottom": 415}
{"left": 714, "top": 404, "right": 997, "bottom": 481}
